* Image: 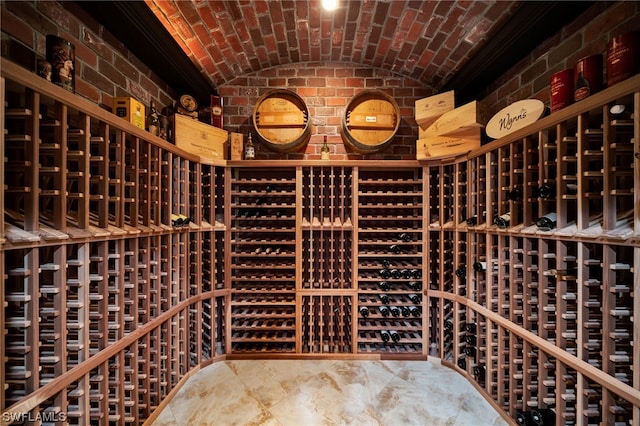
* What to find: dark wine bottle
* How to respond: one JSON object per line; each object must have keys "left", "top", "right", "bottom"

{"left": 359, "top": 306, "right": 370, "bottom": 318}
{"left": 409, "top": 306, "right": 421, "bottom": 317}
{"left": 380, "top": 330, "right": 391, "bottom": 343}
{"left": 566, "top": 183, "right": 578, "bottom": 195}
{"left": 473, "top": 261, "right": 486, "bottom": 272}
{"left": 574, "top": 71, "right": 590, "bottom": 101}
{"left": 465, "top": 322, "right": 477, "bottom": 333}
{"left": 457, "top": 356, "right": 467, "bottom": 369}
{"left": 507, "top": 187, "right": 521, "bottom": 201}
{"left": 389, "top": 244, "right": 401, "bottom": 254}
{"left": 400, "top": 306, "right": 411, "bottom": 317}
{"left": 381, "top": 259, "right": 393, "bottom": 269}
{"left": 530, "top": 408, "right": 555, "bottom": 426}
{"left": 455, "top": 266, "right": 466, "bottom": 278}
{"left": 515, "top": 411, "right": 534, "bottom": 426}
{"left": 408, "top": 281, "right": 422, "bottom": 292}
{"left": 171, "top": 214, "right": 184, "bottom": 226}
{"left": 377, "top": 281, "right": 390, "bottom": 292}
{"left": 494, "top": 212, "right": 510, "bottom": 229}
{"left": 389, "top": 330, "right": 400, "bottom": 343}
{"left": 465, "top": 346, "right": 476, "bottom": 357}
{"left": 466, "top": 215, "right": 478, "bottom": 226}
{"left": 444, "top": 319, "right": 454, "bottom": 330}
{"left": 473, "top": 364, "right": 485, "bottom": 380}
{"left": 538, "top": 183, "right": 555, "bottom": 199}
{"left": 408, "top": 293, "right": 421, "bottom": 304}
{"left": 465, "top": 334, "right": 476, "bottom": 345}
{"left": 390, "top": 269, "right": 402, "bottom": 279}
{"left": 536, "top": 212, "right": 557, "bottom": 230}
{"left": 410, "top": 268, "right": 422, "bottom": 279}
{"left": 398, "top": 232, "right": 412, "bottom": 242}
{"left": 389, "top": 306, "right": 401, "bottom": 317}
{"left": 379, "top": 269, "right": 391, "bottom": 279}
{"left": 400, "top": 268, "right": 412, "bottom": 279}
{"left": 379, "top": 305, "right": 390, "bottom": 317}
{"left": 379, "top": 294, "right": 390, "bottom": 304}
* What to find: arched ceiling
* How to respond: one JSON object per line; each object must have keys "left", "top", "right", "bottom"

{"left": 77, "top": 1, "right": 595, "bottom": 104}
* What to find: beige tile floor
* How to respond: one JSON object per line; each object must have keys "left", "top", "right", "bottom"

{"left": 150, "top": 358, "right": 509, "bottom": 426}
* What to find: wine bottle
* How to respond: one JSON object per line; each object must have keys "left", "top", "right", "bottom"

{"left": 538, "top": 183, "right": 555, "bottom": 199}
{"left": 409, "top": 306, "right": 421, "bottom": 317}
{"left": 574, "top": 71, "right": 590, "bottom": 101}
{"left": 379, "top": 269, "right": 391, "bottom": 279}
{"left": 494, "top": 212, "right": 510, "bottom": 228}
{"left": 170, "top": 213, "right": 184, "bottom": 226}
{"left": 398, "top": 232, "right": 412, "bottom": 242}
{"left": 390, "top": 269, "right": 402, "bottom": 279}
{"left": 408, "top": 281, "right": 422, "bottom": 292}
{"left": 380, "top": 330, "right": 391, "bottom": 343}
{"left": 455, "top": 266, "right": 466, "bottom": 278}
{"left": 473, "top": 364, "right": 485, "bottom": 380}
{"left": 408, "top": 293, "right": 421, "bottom": 304}
{"left": 410, "top": 268, "right": 422, "bottom": 279}
{"left": 389, "top": 306, "right": 401, "bottom": 317}
{"left": 400, "top": 268, "right": 412, "bottom": 279}
{"left": 457, "top": 356, "right": 467, "bottom": 369}
{"left": 379, "top": 305, "right": 390, "bottom": 317}
{"left": 465, "top": 346, "right": 477, "bottom": 357}
{"left": 389, "top": 244, "right": 401, "bottom": 254}
{"left": 359, "top": 306, "right": 370, "bottom": 318}
{"left": 400, "top": 306, "right": 411, "bottom": 317}
{"left": 444, "top": 319, "right": 454, "bottom": 330}
{"left": 473, "top": 261, "right": 487, "bottom": 272}
{"left": 147, "top": 100, "right": 160, "bottom": 136}
{"left": 244, "top": 132, "right": 255, "bottom": 159}
{"left": 465, "top": 335, "right": 476, "bottom": 345}
{"left": 536, "top": 212, "right": 557, "bottom": 230}
{"left": 389, "top": 330, "right": 400, "bottom": 343}
{"left": 507, "top": 187, "right": 521, "bottom": 201}
{"left": 610, "top": 103, "right": 632, "bottom": 120}
{"left": 377, "top": 281, "right": 390, "bottom": 292}
{"left": 466, "top": 215, "right": 478, "bottom": 226}
{"left": 530, "top": 408, "right": 555, "bottom": 426}
{"left": 381, "top": 259, "right": 393, "bottom": 269}
{"left": 515, "top": 411, "right": 534, "bottom": 426}
{"left": 379, "top": 294, "right": 390, "bottom": 304}
{"left": 320, "top": 135, "right": 330, "bottom": 160}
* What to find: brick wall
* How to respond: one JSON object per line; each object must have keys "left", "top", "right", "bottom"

{"left": 220, "top": 64, "right": 431, "bottom": 160}
{"left": 0, "top": 1, "right": 176, "bottom": 113}
{"left": 481, "top": 1, "right": 640, "bottom": 115}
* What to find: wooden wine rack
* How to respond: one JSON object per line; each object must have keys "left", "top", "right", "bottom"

{"left": 426, "top": 75, "right": 640, "bottom": 425}
{"left": 1, "top": 59, "right": 227, "bottom": 424}
{"left": 2, "top": 57, "right": 639, "bottom": 425}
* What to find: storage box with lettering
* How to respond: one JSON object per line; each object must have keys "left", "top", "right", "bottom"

{"left": 415, "top": 90, "right": 455, "bottom": 129}
{"left": 420, "top": 100, "right": 487, "bottom": 138}
{"left": 113, "top": 97, "right": 146, "bottom": 130}
{"left": 417, "top": 128, "right": 481, "bottom": 160}
{"left": 172, "top": 114, "right": 228, "bottom": 160}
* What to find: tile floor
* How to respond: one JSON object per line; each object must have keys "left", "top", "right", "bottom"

{"left": 150, "top": 358, "right": 509, "bottom": 426}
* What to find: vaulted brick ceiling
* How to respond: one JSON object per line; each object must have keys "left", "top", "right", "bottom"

{"left": 77, "top": 1, "right": 594, "bottom": 104}
{"left": 144, "top": 0, "right": 518, "bottom": 89}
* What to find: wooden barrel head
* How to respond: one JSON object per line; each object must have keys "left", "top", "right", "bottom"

{"left": 252, "top": 89, "right": 311, "bottom": 153}
{"left": 341, "top": 90, "right": 400, "bottom": 153}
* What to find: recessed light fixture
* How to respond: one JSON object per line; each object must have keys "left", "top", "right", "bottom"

{"left": 322, "top": 0, "right": 338, "bottom": 11}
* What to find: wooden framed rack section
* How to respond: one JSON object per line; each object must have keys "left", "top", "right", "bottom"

{"left": 2, "top": 57, "right": 639, "bottom": 425}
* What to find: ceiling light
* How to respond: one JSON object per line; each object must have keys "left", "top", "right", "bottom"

{"left": 322, "top": 0, "right": 338, "bottom": 11}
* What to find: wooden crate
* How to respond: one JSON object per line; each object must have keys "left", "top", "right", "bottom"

{"left": 420, "top": 100, "right": 487, "bottom": 138}
{"left": 172, "top": 114, "right": 228, "bottom": 160}
{"left": 417, "top": 128, "right": 481, "bottom": 159}
{"left": 415, "top": 90, "right": 455, "bottom": 129}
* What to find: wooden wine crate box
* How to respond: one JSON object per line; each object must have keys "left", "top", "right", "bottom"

{"left": 415, "top": 90, "right": 455, "bottom": 129}
{"left": 172, "top": 114, "right": 228, "bottom": 160}
{"left": 417, "top": 128, "right": 481, "bottom": 160}
{"left": 420, "top": 100, "right": 487, "bottom": 138}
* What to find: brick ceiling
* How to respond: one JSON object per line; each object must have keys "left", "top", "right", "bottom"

{"left": 77, "top": 1, "right": 595, "bottom": 103}
{"left": 144, "top": 0, "right": 518, "bottom": 90}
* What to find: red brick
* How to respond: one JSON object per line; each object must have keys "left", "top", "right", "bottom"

{"left": 1, "top": 9, "right": 34, "bottom": 47}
